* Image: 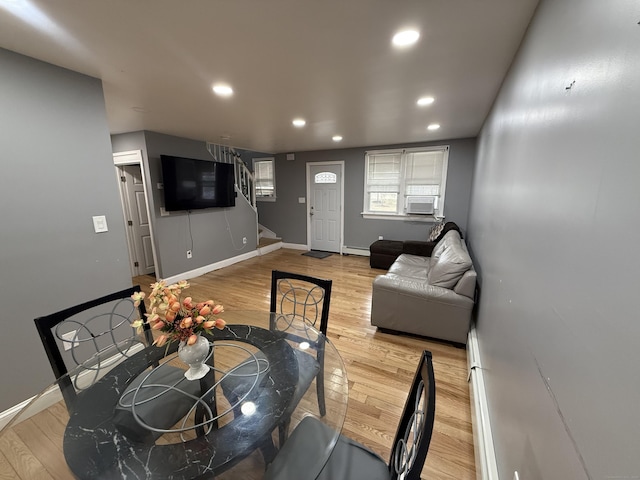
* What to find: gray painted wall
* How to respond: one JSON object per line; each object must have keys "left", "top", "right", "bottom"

{"left": 467, "top": 0, "right": 640, "bottom": 478}
{"left": 257, "top": 138, "right": 476, "bottom": 248}
{"left": 0, "top": 49, "right": 132, "bottom": 410}
{"left": 112, "top": 131, "right": 259, "bottom": 279}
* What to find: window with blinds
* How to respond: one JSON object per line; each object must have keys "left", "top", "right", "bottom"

{"left": 363, "top": 146, "right": 449, "bottom": 217}
{"left": 253, "top": 157, "right": 275, "bottom": 199}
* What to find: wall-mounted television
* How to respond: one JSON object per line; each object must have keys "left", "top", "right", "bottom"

{"left": 161, "top": 155, "right": 236, "bottom": 211}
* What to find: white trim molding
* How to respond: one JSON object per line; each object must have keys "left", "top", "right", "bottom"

{"left": 258, "top": 241, "right": 282, "bottom": 256}
{"left": 0, "top": 343, "right": 145, "bottom": 430}
{"left": 342, "top": 246, "right": 370, "bottom": 257}
{"left": 113, "top": 149, "right": 143, "bottom": 165}
{"left": 282, "top": 243, "right": 308, "bottom": 251}
{"left": 162, "top": 250, "right": 259, "bottom": 284}
{"left": 258, "top": 223, "right": 278, "bottom": 239}
{"left": 468, "top": 325, "right": 499, "bottom": 480}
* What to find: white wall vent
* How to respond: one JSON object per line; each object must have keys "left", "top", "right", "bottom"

{"left": 406, "top": 196, "right": 436, "bottom": 215}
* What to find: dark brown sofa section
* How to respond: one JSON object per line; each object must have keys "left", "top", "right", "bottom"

{"left": 369, "top": 222, "right": 462, "bottom": 269}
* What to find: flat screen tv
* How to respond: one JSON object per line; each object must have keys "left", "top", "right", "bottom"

{"left": 161, "top": 155, "right": 236, "bottom": 211}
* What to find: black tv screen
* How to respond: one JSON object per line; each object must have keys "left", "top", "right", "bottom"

{"left": 161, "top": 155, "right": 236, "bottom": 211}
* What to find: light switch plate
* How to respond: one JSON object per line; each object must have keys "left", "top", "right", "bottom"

{"left": 92, "top": 215, "right": 108, "bottom": 233}
{"left": 298, "top": 197, "right": 306, "bottom": 203}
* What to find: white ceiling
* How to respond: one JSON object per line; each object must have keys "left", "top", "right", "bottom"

{"left": 0, "top": 0, "right": 539, "bottom": 154}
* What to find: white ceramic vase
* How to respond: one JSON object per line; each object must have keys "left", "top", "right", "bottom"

{"left": 177, "top": 334, "right": 210, "bottom": 380}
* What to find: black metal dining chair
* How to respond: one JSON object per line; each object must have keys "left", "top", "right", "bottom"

{"left": 263, "top": 350, "right": 436, "bottom": 480}
{"left": 33, "top": 285, "right": 200, "bottom": 443}
{"left": 220, "top": 270, "right": 333, "bottom": 445}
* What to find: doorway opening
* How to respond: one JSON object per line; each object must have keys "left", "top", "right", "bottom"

{"left": 113, "top": 150, "right": 157, "bottom": 280}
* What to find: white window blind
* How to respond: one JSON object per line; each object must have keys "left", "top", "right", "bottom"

{"left": 363, "top": 146, "right": 448, "bottom": 217}
{"left": 253, "top": 158, "right": 275, "bottom": 198}
{"left": 404, "top": 150, "right": 444, "bottom": 197}
{"left": 365, "top": 152, "right": 402, "bottom": 213}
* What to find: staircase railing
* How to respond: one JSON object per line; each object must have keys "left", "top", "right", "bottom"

{"left": 234, "top": 157, "right": 256, "bottom": 209}
{"left": 206, "top": 142, "right": 256, "bottom": 210}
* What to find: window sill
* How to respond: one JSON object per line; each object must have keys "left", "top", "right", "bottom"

{"left": 361, "top": 213, "right": 444, "bottom": 222}
{"left": 256, "top": 197, "right": 277, "bottom": 202}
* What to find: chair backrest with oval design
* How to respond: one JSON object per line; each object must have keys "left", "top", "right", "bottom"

{"left": 34, "top": 286, "right": 150, "bottom": 412}
{"left": 389, "top": 350, "right": 436, "bottom": 480}
{"left": 270, "top": 270, "right": 332, "bottom": 335}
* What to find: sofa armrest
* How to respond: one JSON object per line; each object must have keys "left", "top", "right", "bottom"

{"left": 454, "top": 269, "right": 476, "bottom": 300}
{"left": 402, "top": 240, "right": 437, "bottom": 257}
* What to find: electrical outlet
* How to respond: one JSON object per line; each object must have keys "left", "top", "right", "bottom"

{"left": 378, "top": 235, "right": 384, "bottom": 240}
{"left": 186, "top": 250, "right": 192, "bottom": 259}
{"left": 61, "top": 330, "right": 78, "bottom": 351}
{"left": 242, "top": 237, "right": 247, "bottom": 245}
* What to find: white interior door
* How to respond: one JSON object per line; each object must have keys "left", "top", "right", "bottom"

{"left": 308, "top": 163, "right": 343, "bottom": 253}
{"left": 121, "top": 165, "right": 155, "bottom": 275}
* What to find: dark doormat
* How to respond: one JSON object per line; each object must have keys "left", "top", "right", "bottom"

{"left": 302, "top": 250, "right": 332, "bottom": 259}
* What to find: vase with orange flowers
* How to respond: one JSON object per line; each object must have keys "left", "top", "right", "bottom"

{"left": 132, "top": 280, "right": 226, "bottom": 380}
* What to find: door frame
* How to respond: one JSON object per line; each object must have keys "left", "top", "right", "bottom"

{"left": 305, "top": 161, "right": 345, "bottom": 254}
{"left": 113, "top": 150, "right": 158, "bottom": 277}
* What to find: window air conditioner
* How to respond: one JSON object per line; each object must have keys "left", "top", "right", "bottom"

{"left": 406, "top": 196, "right": 436, "bottom": 215}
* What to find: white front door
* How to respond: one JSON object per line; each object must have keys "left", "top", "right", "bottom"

{"left": 308, "top": 163, "right": 343, "bottom": 253}
{"left": 122, "top": 165, "right": 155, "bottom": 275}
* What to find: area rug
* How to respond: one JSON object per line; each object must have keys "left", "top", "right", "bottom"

{"left": 302, "top": 250, "right": 332, "bottom": 259}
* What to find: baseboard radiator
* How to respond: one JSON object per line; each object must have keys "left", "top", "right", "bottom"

{"left": 468, "top": 325, "right": 499, "bottom": 480}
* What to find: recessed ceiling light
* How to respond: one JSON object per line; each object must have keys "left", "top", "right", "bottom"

{"left": 332, "top": 135, "right": 343, "bottom": 142}
{"left": 417, "top": 96, "right": 435, "bottom": 106}
{"left": 392, "top": 29, "right": 420, "bottom": 47}
{"left": 427, "top": 123, "right": 440, "bottom": 131}
{"left": 212, "top": 84, "right": 233, "bottom": 97}
{"left": 292, "top": 118, "right": 306, "bottom": 127}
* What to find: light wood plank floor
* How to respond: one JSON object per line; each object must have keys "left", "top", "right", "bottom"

{"left": 0, "top": 248, "right": 475, "bottom": 479}
{"left": 137, "top": 248, "right": 476, "bottom": 479}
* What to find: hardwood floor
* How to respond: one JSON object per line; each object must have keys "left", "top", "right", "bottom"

{"left": 0, "top": 248, "right": 475, "bottom": 479}
{"left": 137, "top": 248, "right": 476, "bottom": 479}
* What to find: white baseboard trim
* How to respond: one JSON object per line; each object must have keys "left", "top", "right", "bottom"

{"left": 162, "top": 250, "right": 259, "bottom": 284}
{"left": 342, "top": 246, "right": 370, "bottom": 257}
{"left": 0, "top": 395, "right": 46, "bottom": 430}
{"left": 258, "top": 241, "right": 282, "bottom": 255}
{"left": 0, "top": 343, "right": 145, "bottom": 430}
{"left": 468, "top": 325, "right": 499, "bottom": 480}
{"left": 281, "top": 243, "right": 308, "bottom": 251}
{"left": 258, "top": 223, "right": 277, "bottom": 239}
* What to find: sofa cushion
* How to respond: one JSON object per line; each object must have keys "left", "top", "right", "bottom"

{"left": 427, "top": 239, "right": 472, "bottom": 289}
{"left": 430, "top": 230, "right": 459, "bottom": 267}
{"left": 388, "top": 254, "right": 430, "bottom": 279}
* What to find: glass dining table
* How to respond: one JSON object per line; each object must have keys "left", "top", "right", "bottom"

{"left": 0, "top": 311, "right": 349, "bottom": 479}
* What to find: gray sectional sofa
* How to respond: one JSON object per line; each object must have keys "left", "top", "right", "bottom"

{"left": 370, "top": 229, "right": 476, "bottom": 345}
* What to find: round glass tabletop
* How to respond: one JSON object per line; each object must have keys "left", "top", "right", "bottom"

{"left": 0, "top": 311, "right": 349, "bottom": 480}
